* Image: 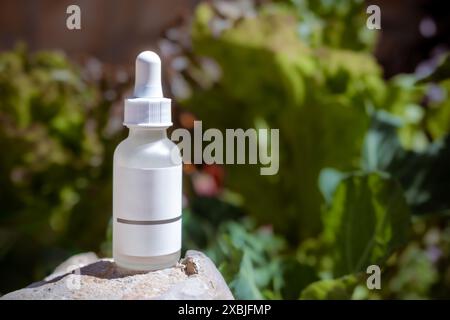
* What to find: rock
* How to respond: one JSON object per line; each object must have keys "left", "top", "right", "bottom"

{"left": 45, "top": 251, "right": 99, "bottom": 282}
{"left": 1, "top": 250, "right": 234, "bottom": 300}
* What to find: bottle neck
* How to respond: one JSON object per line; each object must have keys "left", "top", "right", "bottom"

{"left": 127, "top": 127, "right": 168, "bottom": 142}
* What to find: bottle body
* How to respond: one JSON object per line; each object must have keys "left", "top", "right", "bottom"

{"left": 113, "top": 127, "right": 182, "bottom": 271}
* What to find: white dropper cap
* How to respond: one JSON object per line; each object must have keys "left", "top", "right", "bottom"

{"left": 134, "top": 51, "right": 163, "bottom": 98}
{"left": 124, "top": 51, "right": 172, "bottom": 127}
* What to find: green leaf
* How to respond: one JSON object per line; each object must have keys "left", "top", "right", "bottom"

{"left": 229, "top": 252, "right": 264, "bottom": 300}
{"left": 207, "top": 220, "right": 286, "bottom": 299}
{"left": 319, "top": 168, "right": 347, "bottom": 205}
{"left": 361, "top": 110, "right": 405, "bottom": 172}
{"left": 300, "top": 274, "right": 360, "bottom": 300}
{"left": 323, "top": 173, "right": 410, "bottom": 276}
{"left": 362, "top": 111, "right": 450, "bottom": 214}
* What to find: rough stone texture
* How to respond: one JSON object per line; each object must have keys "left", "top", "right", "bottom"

{"left": 1, "top": 250, "right": 233, "bottom": 300}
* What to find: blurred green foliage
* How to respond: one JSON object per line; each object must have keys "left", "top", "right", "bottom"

{"left": 300, "top": 274, "right": 360, "bottom": 300}
{"left": 0, "top": 45, "right": 126, "bottom": 292}
{"left": 189, "top": 1, "right": 383, "bottom": 240}
{"left": 174, "top": 0, "right": 450, "bottom": 299}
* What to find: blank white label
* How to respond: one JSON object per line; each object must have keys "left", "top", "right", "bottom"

{"left": 113, "top": 165, "right": 182, "bottom": 257}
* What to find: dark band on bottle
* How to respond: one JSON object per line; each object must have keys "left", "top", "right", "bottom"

{"left": 116, "top": 216, "right": 181, "bottom": 225}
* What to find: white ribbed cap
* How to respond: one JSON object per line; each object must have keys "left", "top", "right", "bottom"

{"left": 124, "top": 51, "right": 172, "bottom": 127}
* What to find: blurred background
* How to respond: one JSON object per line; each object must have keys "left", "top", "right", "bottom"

{"left": 1, "top": 0, "right": 450, "bottom": 299}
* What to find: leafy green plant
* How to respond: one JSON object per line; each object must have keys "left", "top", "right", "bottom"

{"left": 0, "top": 45, "right": 127, "bottom": 292}
{"left": 322, "top": 173, "right": 410, "bottom": 276}
{"left": 204, "top": 219, "right": 320, "bottom": 299}
{"left": 185, "top": 2, "right": 386, "bottom": 241}
{"left": 167, "top": 1, "right": 450, "bottom": 299}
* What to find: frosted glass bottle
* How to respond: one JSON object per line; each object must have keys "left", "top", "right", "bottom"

{"left": 113, "top": 51, "right": 182, "bottom": 271}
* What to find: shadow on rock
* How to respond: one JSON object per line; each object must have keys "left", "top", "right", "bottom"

{"left": 27, "top": 260, "right": 148, "bottom": 288}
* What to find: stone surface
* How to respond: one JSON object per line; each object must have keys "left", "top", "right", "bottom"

{"left": 1, "top": 250, "right": 233, "bottom": 300}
